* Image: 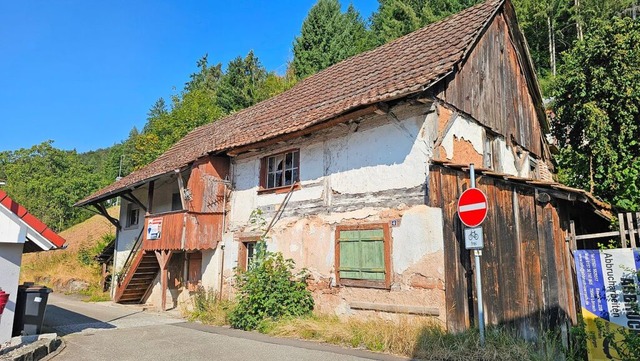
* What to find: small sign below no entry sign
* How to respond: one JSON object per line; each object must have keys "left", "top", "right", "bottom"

{"left": 464, "top": 227, "right": 484, "bottom": 249}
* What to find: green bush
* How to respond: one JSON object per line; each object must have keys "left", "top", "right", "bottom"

{"left": 229, "top": 243, "right": 314, "bottom": 330}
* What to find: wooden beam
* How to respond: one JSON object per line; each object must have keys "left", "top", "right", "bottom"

{"left": 619, "top": 213, "right": 627, "bottom": 248}
{"left": 121, "top": 192, "right": 147, "bottom": 213}
{"left": 226, "top": 105, "right": 378, "bottom": 157}
{"left": 93, "top": 203, "right": 121, "bottom": 230}
{"left": 175, "top": 170, "right": 188, "bottom": 211}
{"left": 374, "top": 102, "right": 389, "bottom": 115}
{"left": 569, "top": 220, "right": 577, "bottom": 251}
{"left": 349, "top": 302, "right": 439, "bottom": 316}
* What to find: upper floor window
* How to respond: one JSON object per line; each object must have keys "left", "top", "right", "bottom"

{"left": 126, "top": 204, "right": 140, "bottom": 228}
{"left": 261, "top": 149, "right": 300, "bottom": 190}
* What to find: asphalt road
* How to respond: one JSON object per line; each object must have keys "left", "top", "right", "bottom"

{"left": 43, "top": 293, "right": 409, "bottom": 361}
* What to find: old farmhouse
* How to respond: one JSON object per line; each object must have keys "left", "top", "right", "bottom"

{"left": 77, "top": 0, "right": 610, "bottom": 339}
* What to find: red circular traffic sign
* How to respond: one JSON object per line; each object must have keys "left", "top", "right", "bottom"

{"left": 457, "top": 188, "right": 488, "bottom": 227}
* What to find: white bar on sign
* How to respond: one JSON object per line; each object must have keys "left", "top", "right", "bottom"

{"left": 459, "top": 202, "right": 487, "bottom": 212}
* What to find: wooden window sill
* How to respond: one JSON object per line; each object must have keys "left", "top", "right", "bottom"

{"left": 257, "top": 183, "right": 301, "bottom": 195}
{"left": 338, "top": 278, "right": 390, "bottom": 290}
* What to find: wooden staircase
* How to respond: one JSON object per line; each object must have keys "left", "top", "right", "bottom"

{"left": 115, "top": 251, "right": 159, "bottom": 304}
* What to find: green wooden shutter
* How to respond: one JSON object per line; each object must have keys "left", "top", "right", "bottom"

{"left": 338, "top": 229, "right": 385, "bottom": 281}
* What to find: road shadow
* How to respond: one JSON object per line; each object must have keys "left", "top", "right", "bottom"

{"left": 43, "top": 305, "right": 116, "bottom": 336}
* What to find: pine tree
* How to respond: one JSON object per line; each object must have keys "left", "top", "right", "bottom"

{"left": 292, "top": 0, "right": 370, "bottom": 79}
{"left": 216, "top": 51, "right": 268, "bottom": 113}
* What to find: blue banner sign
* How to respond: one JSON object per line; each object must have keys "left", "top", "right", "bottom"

{"left": 574, "top": 249, "right": 640, "bottom": 360}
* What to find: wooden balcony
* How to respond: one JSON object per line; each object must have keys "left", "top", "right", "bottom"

{"left": 142, "top": 210, "right": 223, "bottom": 251}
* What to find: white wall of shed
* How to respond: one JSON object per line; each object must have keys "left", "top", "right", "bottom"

{"left": 0, "top": 243, "right": 22, "bottom": 343}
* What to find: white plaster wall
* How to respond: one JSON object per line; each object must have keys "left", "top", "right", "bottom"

{"left": 329, "top": 114, "right": 429, "bottom": 194}
{"left": 220, "top": 102, "right": 444, "bottom": 288}
{"left": 0, "top": 243, "right": 22, "bottom": 344}
{"left": 392, "top": 205, "right": 444, "bottom": 274}
{"left": 114, "top": 189, "right": 147, "bottom": 272}
{"left": 229, "top": 105, "right": 432, "bottom": 229}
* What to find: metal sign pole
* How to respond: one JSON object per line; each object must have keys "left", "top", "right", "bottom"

{"left": 469, "top": 164, "right": 485, "bottom": 346}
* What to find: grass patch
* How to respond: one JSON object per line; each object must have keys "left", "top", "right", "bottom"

{"left": 187, "top": 299, "right": 571, "bottom": 361}
{"left": 187, "top": 288, "right": 235, "bottom": 326}
{"left": 20, "top": 209, "right": 118, "bottom": 301}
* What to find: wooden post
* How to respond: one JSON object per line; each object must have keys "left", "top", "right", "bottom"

{"left": 619, "top": 213, "right": 627, "bottom": 248}
{"left": 627, "top": 213, "right": 637, "bottom": 249}
{"left": 155, "top": 250, "right": 173, "bottom": 311}
{"left": 569, "top": 220, "right": 577, "bottom": 251}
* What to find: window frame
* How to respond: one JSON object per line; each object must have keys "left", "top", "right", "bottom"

{"left": 125, "top": 203, "right": 140, "bottom": 228}
{"left": 259, "top": 149, "right": 301, "bottom": 194}
{"left": 334, "top": 223, "right": 392, "bottom": 289}
{"left": 237, "top": 237, "right": 259, "bottom": 271}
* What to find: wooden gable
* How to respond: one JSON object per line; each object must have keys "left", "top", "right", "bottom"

{"left": 440, "top": 3, "right": 547, "bottom": 159}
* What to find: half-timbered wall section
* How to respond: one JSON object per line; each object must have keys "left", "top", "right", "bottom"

{"left": 225, "top": 102, "right": 447, "bottom": 319}
{"left": 429, "top": 163, "right": 609, "bottom": 337}
{"left": 440, "top": 6, "right": 547, "bottom": 164}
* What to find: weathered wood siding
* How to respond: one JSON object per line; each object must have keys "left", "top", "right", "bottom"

{"left": 442, "top": 11, "right": 544, "bottom": 158}
{"left": 187, "top": 156, "right": 229, "bottom": 213}
{"left": 429, "top": 164, "right": 577, "bottom": 338}
{"left": 142, "top": 211, "right": 223, "bottom": 251}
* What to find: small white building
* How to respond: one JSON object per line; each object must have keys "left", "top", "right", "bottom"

{"left": 0, "top": 190, "right": 66, "bottom": 343}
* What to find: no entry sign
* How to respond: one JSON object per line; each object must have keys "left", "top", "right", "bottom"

{"left": 457, "top": 188, "right": 488, "bottom": 227}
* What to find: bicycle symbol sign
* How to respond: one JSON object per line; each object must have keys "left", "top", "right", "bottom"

{"left": 464, "top": 226, "right": 484, "bottom": 250}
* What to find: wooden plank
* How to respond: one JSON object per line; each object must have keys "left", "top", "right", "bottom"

{"left": 349, "top": 302, "right": 439, "bottom": 316}
{"left": 627, "top": 213, "right": 637, "bottom": 249}
{"left": 574, "top": 230, "right": 628, "bottom": 241}
{"left": 569, "top": 220, "right": 577, "bottom": 250}
{"left": 619, "top": 213, "right": 627, "bottom": 248}
{"left": 517, "top": 187, "right": 539, "bottom": 339}
{"left": 437, "top": 166, "right": 471, "bottom": 332}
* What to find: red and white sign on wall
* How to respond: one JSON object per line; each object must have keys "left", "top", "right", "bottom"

{"left": 457, "top": 188, "right": 488, "bottom": 228}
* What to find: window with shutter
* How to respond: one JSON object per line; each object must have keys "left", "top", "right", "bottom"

{"left": 335, "top": 223, "right": 391, "bottom": 288}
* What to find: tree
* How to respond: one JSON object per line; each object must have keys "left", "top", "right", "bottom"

{"left": 552, "top": 17, "right": 640, "bottom": 210}
{"left": 292, "top": 0, "right": 370, "bottom": 79}
{"left": 216, "top": 51, "right": 268, "bottom": 113}
{"left": 0, "top": 141, "right": 103, "bottom": 230}
{"left": 370, "top": 0, "right": 481, "bottom": 46}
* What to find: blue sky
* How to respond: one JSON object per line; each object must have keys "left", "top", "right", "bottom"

{"left": 0, "top": 1, "right": 377, "bottom": 153}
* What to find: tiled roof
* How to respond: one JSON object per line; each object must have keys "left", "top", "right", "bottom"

{"left": 0, "top": 190, "right": 66, "bottom": 249}
{"left": 77, "top": 0, "right": 504, "bottom": 206}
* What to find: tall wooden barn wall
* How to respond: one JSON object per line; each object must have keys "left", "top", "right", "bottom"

{"left": 441, "top": 11, "right": 543, "bottom": 158}
{"left": 429, "top": 165, "right": 577, "bottom": 339}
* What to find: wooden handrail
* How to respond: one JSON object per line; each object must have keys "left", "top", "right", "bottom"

{"left": 117, "top": 228, "right": 144, "bottom": 285}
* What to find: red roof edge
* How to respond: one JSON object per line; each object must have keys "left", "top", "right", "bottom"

{"left": 0, "top": 190, "right": 66, "bottom": 249}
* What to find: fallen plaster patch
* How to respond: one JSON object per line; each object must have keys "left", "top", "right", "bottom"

{"left": 440, "top": 115, "right": 484, "bottom": 160}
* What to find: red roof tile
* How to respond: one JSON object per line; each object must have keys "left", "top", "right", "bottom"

{"left": 77, "top": 0, "right": 504, "bottom": 206}
{"left": 0, "top": 190, "right": 66, "bottom": 249}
